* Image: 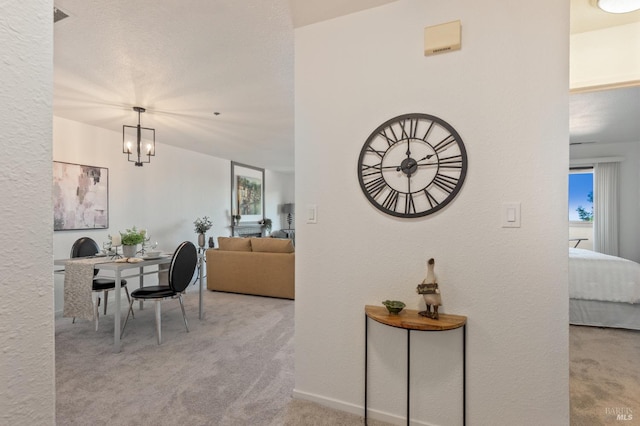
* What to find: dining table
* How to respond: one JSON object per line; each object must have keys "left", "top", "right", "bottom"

{"left": 55, "top": 252, "right": 205, "bottom": 353}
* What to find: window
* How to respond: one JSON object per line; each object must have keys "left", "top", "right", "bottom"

{"left": 569, "top": 168, "right": 593, "bottom": 222}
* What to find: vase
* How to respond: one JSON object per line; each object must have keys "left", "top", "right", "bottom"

{"left": 122, "top": 244, "right": 137, "bottom": 258}
{"left": 208, "top": 236, "right": 215, "bottom": 248}
{"left": 198, "top": 233, "right": 205, "bottom": 249}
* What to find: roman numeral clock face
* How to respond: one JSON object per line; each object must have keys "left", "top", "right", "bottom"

{"left": 357, "top": 113, "right": 468, "bottom": 218}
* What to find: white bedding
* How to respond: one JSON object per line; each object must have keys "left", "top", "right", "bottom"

{"left": 569, "top": 247, "right": 640, "bottom": 304}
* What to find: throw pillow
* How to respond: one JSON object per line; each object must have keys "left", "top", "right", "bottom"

{"left": 250, "top": 237, "right": 294, "bottom": 253}
{"left": 217, "top": 237, "right": 252, "bottom": 251}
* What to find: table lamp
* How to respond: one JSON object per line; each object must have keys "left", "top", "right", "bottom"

{"left": 282, "top": 203, "right": 294, "bottom": 230}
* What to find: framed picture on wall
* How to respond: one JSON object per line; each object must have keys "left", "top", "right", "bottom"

{"left": 53, "top": 161, "right": 109, "bottom": 231}
{"left": 231, "top": 161, "right": 265, "bottom": 223}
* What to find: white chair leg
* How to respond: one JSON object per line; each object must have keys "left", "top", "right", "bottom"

{"left": 178, "top": 295, "right": 189, "bottom": 332}
{"left": 155, "top": 301, "right": 162, "bottom": 345}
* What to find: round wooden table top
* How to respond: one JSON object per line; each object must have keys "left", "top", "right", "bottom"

{"left": 365, "top": 305, "right": 466, "bottom": 331}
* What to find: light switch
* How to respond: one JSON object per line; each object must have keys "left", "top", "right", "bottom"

{"left": 502, "top": 202, "right": 521, "bottom": 228}
{"left": 307, "top": 204, "right": 317, "bottom": 224}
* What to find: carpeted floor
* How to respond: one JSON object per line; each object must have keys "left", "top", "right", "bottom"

{"left": 56, "top": 291, "right": 296, "bottom": 425}
{"left": 570, "top": 325, "right": 640, "bottom": 426}
{"left": 56, "top": 290, "right": 640, "bottom": 425}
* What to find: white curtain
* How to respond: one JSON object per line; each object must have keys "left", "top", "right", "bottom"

{"left": 593, "top": 162, "right": 619, "bottom": 256}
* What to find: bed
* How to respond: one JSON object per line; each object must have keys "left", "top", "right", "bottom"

{"left": 569, "top": 247, "right": 640, "bottom": 330}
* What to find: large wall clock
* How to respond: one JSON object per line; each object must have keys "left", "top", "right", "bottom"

{"left": 357, "top": 113, "right": 468, "bottom": 218}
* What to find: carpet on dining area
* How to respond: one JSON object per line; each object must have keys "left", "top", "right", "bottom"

{"left": 56, "top": 289, "right": 640, "bottom": 425}
{"left": 55, "top": 290, "right": 391, "bottom": 426}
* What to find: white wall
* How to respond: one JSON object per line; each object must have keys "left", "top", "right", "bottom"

{"left": 0, "top": 1, "right": 55, "bottom": 424}
{"left": 570, "top": 141, "right": 640, "bottom": 261}
{"left": 294, "top": 1, "right": 569, "bottom": 425}
{"left": 266, "top": 169, "right": 295, "bottom": 231}
{"left": 570, "top": 22, "right": 640, "bottom": 90}
{"left": 53, "top": 116, "right": 293, "bottom": 314}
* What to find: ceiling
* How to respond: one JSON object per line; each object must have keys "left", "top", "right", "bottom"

{"left": 53, "top": 1, "right": 639, "bottom": 171}
{"left": 570, "top": 0, "right": 640, "bottom": 33}
{"left": 53, "top": 0, "right": 397, "bottom": 172}
{"left": 569, "top": 0, "right": 640, "bottom": 145}
{"left": 570, "top": 86, "right": 640, "bottom": 145}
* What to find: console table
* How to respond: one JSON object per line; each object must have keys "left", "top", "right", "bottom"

{"left": 364, "top": 305, "right": 467, "bottom": 425}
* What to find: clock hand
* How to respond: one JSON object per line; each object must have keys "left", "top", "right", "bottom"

{"left": 376, "top": 164, "right": 405, "bottom": 171}
{"left": 415, "top": 161, "right": 438, "bottom": 168}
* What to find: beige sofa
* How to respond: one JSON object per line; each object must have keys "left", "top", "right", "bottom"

{"left": 206, "top": 237, "right": 294, "bottom": 299}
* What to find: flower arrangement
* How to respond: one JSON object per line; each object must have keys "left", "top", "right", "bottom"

{"left": 120, "top": 226, "right": 146, "bottom": 245}
{"left": 194, "top": 216, "right": 213, "bottom": 234}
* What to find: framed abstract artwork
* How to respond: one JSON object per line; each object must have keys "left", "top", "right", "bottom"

{"left": 231, "top": 161, "right": 264, "bottom": 223}
{"left": 53, "top": 161, "right": 109, "bottom": 231}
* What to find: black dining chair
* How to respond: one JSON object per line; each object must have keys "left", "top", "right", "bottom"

{"left": 121, "top": 241, "right": 197, "bottom": 344}
{"left": 70, "top": 237, "right": 134, "bottom": 330}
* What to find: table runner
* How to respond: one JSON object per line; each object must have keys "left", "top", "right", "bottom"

{"left": 62, "top": 258, "right": 113, "bottom": 321}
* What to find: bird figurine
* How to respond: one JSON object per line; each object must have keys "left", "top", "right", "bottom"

{"left": 416, "top": 258, "right": 441, "bottom": 319}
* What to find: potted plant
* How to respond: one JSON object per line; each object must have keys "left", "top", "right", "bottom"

{"left": 194, "top": 216, "right": 213, "bottom": 248}
{"left": 120, "top": 226, "right": 145, "bottom": 257}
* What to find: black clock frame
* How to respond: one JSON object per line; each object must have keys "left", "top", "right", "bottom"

{"left": 357, "top": 113, "right": 468, "bottom": 218}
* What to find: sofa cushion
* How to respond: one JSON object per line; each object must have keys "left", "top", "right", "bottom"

{"left": 218, "top": 237, "right": 252, "bottom": 251}
{"left": 250, "top": 237, "right": 294, "bottom": 253}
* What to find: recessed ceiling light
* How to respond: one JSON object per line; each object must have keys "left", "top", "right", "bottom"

{"left": 595, "top": 0, "right": 640, "bottom": 14}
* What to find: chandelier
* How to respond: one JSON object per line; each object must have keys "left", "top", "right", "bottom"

{"left": 123, "top": 106, "right": 155, "bottom": 166}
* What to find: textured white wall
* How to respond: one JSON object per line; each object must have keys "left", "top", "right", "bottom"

{"left": 0, "top": 1, "right": 55, "bottom": 424}
{"left": 53, "top": 117, "right": 294, "bottom": 314}
{"left": 294, "top": 1, "right": 569, "bottom": 425}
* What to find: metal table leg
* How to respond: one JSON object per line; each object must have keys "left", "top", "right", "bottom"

{"left": 199, "top": 254, "right": 204, "bottom": 319}
{"left": 364, "top": 314, "right": 368, "bottom": 425}
{"left": 113, "top": 269, "right": 121, "bottom": 353}
{"left": 407, "top": 329, "right": 410, "bottom": 426}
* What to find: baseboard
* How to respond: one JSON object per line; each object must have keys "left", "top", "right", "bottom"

{"left": 291, "top": 389, "right": 435, "bottom": 426}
